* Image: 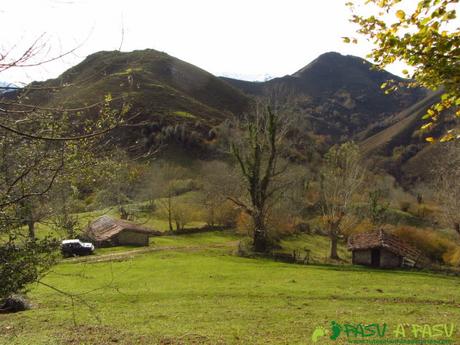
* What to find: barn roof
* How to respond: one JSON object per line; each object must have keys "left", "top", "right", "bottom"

{"left": 85, "top": 215, "right": 156, "bottom": 242}
{"left": 347, "top": 230, "right": 422, "bottom": 262}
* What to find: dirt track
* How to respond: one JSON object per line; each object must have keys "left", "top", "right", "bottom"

{"left": 65, "top": 242, "right": 239, "bottom": 264}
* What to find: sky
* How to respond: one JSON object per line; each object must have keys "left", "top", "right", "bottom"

{"left": 0, "top": 0, "right": 407, "bottom": 84}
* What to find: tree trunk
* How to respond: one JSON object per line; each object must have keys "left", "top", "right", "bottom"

{"left": 455, "top": 222, "right": 460, "bottom": 235}
{"left": 252, "top": 215, "right": 268, "bottom": 253}
{"left": 330, "top": 233, "right": 340, "bottom": 260}
{"left": 27, "top": 221, "right": 35, "bottom": 240}
{"left": 329, "top": 221, "right": 341, "bottom": 260}
{"left": 328, "top": 218, "right": 342, "bottom": 260}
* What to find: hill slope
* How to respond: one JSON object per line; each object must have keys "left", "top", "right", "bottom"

{"left": 20, "top": 49, "right": 251, "bottom": 155}
{"left": 360, "top": 89, "right": 459, "bottom": 185}
{"left": 14, "top": 50, "right": 433, "bottom": 170}
{"left": 222, "top": 52, "right": 426, "bottom": 141}
{"left": 361, "top": 90, "right": 443, "bottom": 156}
{"left": 37, "top": 49, "right": 249, "bottom": 119}
{"left": 222, "top": 53, "right": 456, "bottom": 185}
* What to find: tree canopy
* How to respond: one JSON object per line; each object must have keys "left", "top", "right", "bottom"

{"left": 346, "top": 0, "right": 460, "bottom": 141}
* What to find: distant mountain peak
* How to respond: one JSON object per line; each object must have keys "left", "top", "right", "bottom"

{"left": 0, "top": 81, "right": 18, "bottom": 94}
{"left": 292, "top": 52, "right": 373, "bottom": 79}
{"left": 222, "top": 51, "right": 425, "bottom": 144}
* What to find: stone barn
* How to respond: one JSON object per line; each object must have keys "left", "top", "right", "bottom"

{"left": 84, "top": 215, "right": 158, "bottom": 247}
{"left": 347, "top": 230, "right": 422, "bottom": 268}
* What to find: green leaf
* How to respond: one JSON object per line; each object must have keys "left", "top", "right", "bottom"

{"left": 421, "top": 17, "right": 431, "bottom": 25}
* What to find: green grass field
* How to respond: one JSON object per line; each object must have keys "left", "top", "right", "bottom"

{"left": 1, "top": 231, "right": 459, "bottom": 345}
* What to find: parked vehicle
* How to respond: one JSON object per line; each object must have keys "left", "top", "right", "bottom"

{"left": 61, "top": 239, "right": 95, "bottom": 257}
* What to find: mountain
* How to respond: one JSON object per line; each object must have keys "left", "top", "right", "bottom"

{"left": 222, "top": 52, "right": 426, "bottom": 142}
{"left": 359, "top": 89, "right": 459, "bottom": 186}
{"left": 12, "top": 49, "right": 436, "bottom": 183}
{"left": 220, "top": 52, "right": 453, "bottom": 186}
{"left": 361, "top": 90, "right": 443, "bottom": 157}
{"left": 0, "top": 81, "right": 17, "bottom": 94}
{"left": 17, "top": 49, "right": 251, "bottom": 155}
{"left": 32, "top": 49, "right": 249, "bottom": 117}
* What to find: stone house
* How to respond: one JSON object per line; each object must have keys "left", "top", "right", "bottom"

{"left": 347, "top": 230, "right": 422, "bottom": 268}
{"left": 83, "top": 215, "right": 159, "bottom": 247}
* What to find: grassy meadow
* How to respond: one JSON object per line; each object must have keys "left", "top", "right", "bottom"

{"left": 1, "top": 231, "right": 459, "bottom": 345}
{"left": 2, "top": 15, "right": 459, "bottom": 345}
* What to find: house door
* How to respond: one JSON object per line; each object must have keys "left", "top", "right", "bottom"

{"left": 371, "top": 249, "right": 381, "bottom": 267}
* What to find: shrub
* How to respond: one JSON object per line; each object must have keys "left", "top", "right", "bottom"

{"left": 384, "top": 209, "right": 421, "bottom": 227}
{"left": 294, "top": 222, "right": 311, "bottom": 234}
{"left": 213, "top": 200, "right": 238, "bottom": 227}
{"left": 392, "top": 226, "right": 455, "bottom": 264}
{"left": 171, "top": 203, "right": 201, "bottom": 231}
{"left": 409, "top": 203, "right": 436, "bottom": 219}
{"left": 235, "top": 212, "right": 253, "bottom": 236}
{"left": 0, "top": 294, "right": 31, "bottom": 313}
{"left": 171, "top": 179, "right": 199, "bottom": 196}
{"left": 69, "top": 199, "right": 87, "bottom": 213}
{"left": 235, "top": 211, "right": 287, "bottom": 249}
{"left": 305, "top": 216, "right": 328, "bottom": 236}
{"left": 0, "top": 239, "right": 59, "bottom": 301}
{"left": 350, "top": 218, "right": 374, "bottom": 235}
{"left": 266, "top": 212, "right": 297, "bottom": 238}
{"left": 139, "top": 200, "right": 157, "bottom": 214}
{"left": 443, "top": 247, "right": 460, "bottom": 266}
{"left": 399, "top": 201, "right": 411, "bottom": 212}
{"left": 236, "top": 238, "right": 256, "bottom": 257}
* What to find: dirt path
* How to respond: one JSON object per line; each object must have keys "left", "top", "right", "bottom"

{"left": 65, "top": 241, "right": 239, "bottom": 264}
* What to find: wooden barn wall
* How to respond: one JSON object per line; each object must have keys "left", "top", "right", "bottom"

{"left": 352, "top": 250, "right": 372, "bottom": 265}
{"left": 117, "top": 231, "right": 149, "bottom": 246}
{"left": 380, "top": 248, "right": 402, "bottom": 268}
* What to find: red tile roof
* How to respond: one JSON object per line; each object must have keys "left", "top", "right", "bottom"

{"left": 85, "top": 215, "right": 157, "bottom": 242}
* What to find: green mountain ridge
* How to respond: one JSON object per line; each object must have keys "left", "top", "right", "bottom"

{"left": 21, "top": 49, "right": 251, "bottom": 155}
{"left": 14, "top": 49, "right": 446, "bottom": 184}
{"left": 222, "top": 52, "right": 426, "bottom": 140}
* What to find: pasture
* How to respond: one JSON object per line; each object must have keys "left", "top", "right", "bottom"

{"left": 1, "top": 232, "right": 459, "bottom": 345}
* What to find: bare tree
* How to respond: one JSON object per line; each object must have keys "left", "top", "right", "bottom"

{"left": 320, "top": 142, "right": 365, "bottom": 260}
{"left": 150, "top": 163, "right": 188, "bottom": 232}
{"left": 171, "top": 202, "right": 199, "bottom": 231}
{"left": 15, "top": 196, "right": 51, "bottom": 239}
{"left": 199, "top": 161, "right": 241, "bottom": 228}
{"left": 229, "top": 103, "right": 288, "bottom": 253}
